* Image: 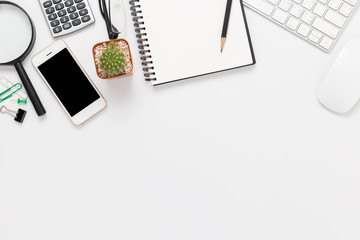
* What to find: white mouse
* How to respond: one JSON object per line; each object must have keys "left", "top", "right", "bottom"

{"left": 318, "top": 38, "right": 360, "bottom": 114}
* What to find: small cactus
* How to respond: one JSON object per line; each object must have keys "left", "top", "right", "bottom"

{"left": 100, "top": 42, "right": 125, "bottom": 74}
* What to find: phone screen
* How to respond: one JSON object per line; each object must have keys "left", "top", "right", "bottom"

{"left": 38, "top": 48, "right": 100, "bottom": 117}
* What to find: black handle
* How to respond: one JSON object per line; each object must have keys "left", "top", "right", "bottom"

{"left": 14, "top": 62, "right": 46, "bottom": 116}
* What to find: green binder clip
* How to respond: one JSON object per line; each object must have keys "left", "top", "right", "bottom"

{"left": 0, "top": 83, "right": 22, "bottom": 103}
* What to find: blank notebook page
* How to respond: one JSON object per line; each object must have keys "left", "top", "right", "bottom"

{"left": 139, "top": 0, "right": 255, "bottom": 85}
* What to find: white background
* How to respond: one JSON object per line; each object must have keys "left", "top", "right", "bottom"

{"left": 1, "top": 0, "right": 360, "bottom": 240}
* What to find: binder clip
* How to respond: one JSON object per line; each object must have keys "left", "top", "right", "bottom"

{"left": 0, "top": 83, "right": 22, "bottom": 103}
{"left": 0, "top": 105, "right": 27, "bottom": 123}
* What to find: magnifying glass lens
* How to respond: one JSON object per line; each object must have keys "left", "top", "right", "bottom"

{"left": 0, "top": 4, "right": 33, "bottom": 63}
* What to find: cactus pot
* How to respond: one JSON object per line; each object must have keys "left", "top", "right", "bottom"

{"left": 92, "top": 39, "right": 133, "bottom": 79}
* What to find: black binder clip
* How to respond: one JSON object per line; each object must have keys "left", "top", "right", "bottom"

{"left": 0, "top": 106, "right": 27, "bottom": 123}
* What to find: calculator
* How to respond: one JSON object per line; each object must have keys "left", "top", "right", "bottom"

{"left": 38, "top": 0, "right": 95, "bottom": 37}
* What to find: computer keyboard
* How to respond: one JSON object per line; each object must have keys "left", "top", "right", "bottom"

{"left": 243, "top": 0, "right": 359, "bottom": 52}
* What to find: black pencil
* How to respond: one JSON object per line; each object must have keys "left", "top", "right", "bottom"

{"left": 221, "top": 0, "right": 233, "bottom": 52}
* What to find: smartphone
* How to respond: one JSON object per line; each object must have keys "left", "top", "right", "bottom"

{"left": 32, "top": 40, "right": 107, "bottom": 126}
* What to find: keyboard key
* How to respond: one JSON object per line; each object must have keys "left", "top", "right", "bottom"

{"left": 272, "top": 9, "right": 288, "bottom": 24}
{"left": 74, "top": 0, "right": 83, "bottom": 2}
{"left": 76, "top": 2, "right": 86, "bottom": 9}
{"left": 50, "top": 19, "right": 60, "bottom": 27}
{"left": 43, "top": 1, "right": 52, "bottom": 7}
{"left": 67, "top": 6, "right": 76, "bottom": 13}
{"left": 63, "top": 23, "right": 72, "bottom": 30}
{"left": 81, "top": 15, "right": 91, "bottom": 22}
{"left": 297, "top": 23, "right": 311, "bottom": 37}
{"left": 55, "top": 3, "right": 64, "bottom": 10}
{"left": 344, "top": 0, "right": 358, "bottom": 5}
{"left": 308, "top": 30, "right": 323, "bottom": 44}
{"left": 60, "top": 16, "right": 69, "bottom": 23}
{"left": 48, "top": 13, "right": 57, "bottom": 20}
{"left": 302, "top": 0, "right": 316, "bottom": 10}
{"left": 286, "top": 17, "right": 300, "bottom": 30}
{"left": 53, "top": 0, "right": 62, "bottom": 3}
{"left": 289, "top": 5, "right": 303, "bottom": 17}
{"left": 311, "top": 29, "right": 323, "bottom": 38}
{"left": 69, "top": 12, "right": 79, "bottom": 19}
{"left": 320, "top": 36, "right": 334, "bottom": 50}
{"left": 53, "top": 26, "right": 62, "bottom": 33}
{"left": 301, "top": 11, "right": 314, "bottom": 24}
{"left": 308, "top": 34, "right": 320, "bottom": 43}
{"left": 58, "top": 9, "right": 67, "bottom": 17}
{"left": 328, "top": 0, "right": 342, "bottom": 10}
{"left": 268, "top": 0, "right": 279, "bottom": 5}
{"left": 79, "top": 9, "right": 88, "bottom": 16}
{"left": 339, "top": 3, "right": 353, "bottom": 16}
{"left": 313, "top": 3, "right": 327, "bottom": 16}
{"left": 312, "top": 18, "right": 340, "bottom": 38}
{"left": 279, "top": 0, "right": 292, "bottom": 11}
{"left": 245, "top": 0, "right": 274, "bottom": 16}
{"left": 324, "top": 9, "right": 347, "bottom": 28}
{"left": 64, "top": 0, "right": 74, "bottom": 7}
{"left": 72, "top": 19, "right": 81, "bottom": 26}
{"left": 45, "top": 7, "right": 55, "bottom": 14}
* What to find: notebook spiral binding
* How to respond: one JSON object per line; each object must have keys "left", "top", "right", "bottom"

{"left": 129, "top": 0, "right": 156, "bottom": 81}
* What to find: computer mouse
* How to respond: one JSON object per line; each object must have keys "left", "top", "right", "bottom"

{"left": 318, "top": 38, "right": 360, "bottom": 114}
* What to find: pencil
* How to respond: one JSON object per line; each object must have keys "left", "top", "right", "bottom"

{"left": 221, "top": 0, "right": 233, "bottom": 52}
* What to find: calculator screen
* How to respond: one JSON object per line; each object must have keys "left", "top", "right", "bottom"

{"left": 38, "top": 48, "right": 100, "bottom": 117}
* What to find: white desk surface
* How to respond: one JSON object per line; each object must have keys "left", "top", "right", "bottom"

{"left": 1, "top": 1, "right": 360, "bottom": 240}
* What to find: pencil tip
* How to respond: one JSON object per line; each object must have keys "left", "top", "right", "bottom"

{"left": 221, "top": 37, "right": 226, "bottom": 53}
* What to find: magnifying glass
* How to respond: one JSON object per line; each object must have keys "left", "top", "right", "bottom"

{"left": 0, "top": 1, "right": 46, "bottom": 116}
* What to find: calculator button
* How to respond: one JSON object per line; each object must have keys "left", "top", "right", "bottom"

{"left": 53, "top": 26, "right": 62, "bottom": 33}
{"left": 55, "top": 3, "right": 64, "bottom": 10}
{"left": 43, "top": 1, "right": 52, "bottom": 8}
{"left": 77, "top": 3, "right": 86, "bottom": 9}
{"left": 45, "top": 7, "right": 55, "bottom": 14}
{"left": 69, "top": 12, "right": 79, "bottom": 19}
{"left": 80, "top": 15, "right": 91, "bottom": 22}
{"left": 63, "top": 23, "right": 72, "bottom": 30}
{"left": 81, "top": 15, "right": 91, "bottom": 22}
{"left": 65, "top": 0, "right": 74, "bottom": 7}
{"left": 48, "top": 13, "right": 57, "bottom": 20}
{"left": 74, "top": 0, "right": 83, "bottom": 3}
{"left": 50, "top": 19, "right": 60, "bottom": 27}
{"left": 60, "top": 16, "right": 69, "bottom": 23}
{"left": 67, "top": 6, "right": 76, "bottom": 13}
{"left": 58, "top": 9, "right": 67, "bottom": 17}
{"left": 79, "top": 9, "right": 88, "bottom": 16}
{"left": 53, "top": 0, "right": 62, "bottom": 3}
{"left": 72, "top": 19, "right": 81, "bottom": 26}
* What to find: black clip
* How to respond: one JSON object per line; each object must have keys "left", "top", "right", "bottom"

{"left": 0, "top": 106, "right": 27, "bottom": 123}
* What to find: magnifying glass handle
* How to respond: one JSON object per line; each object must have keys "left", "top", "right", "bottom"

{"left": 14, "top": 62, "right": 46, "bottom": 116}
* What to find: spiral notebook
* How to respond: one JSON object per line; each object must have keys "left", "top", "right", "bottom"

{"left": 130, "top": 0, "right": 256, "bottom": 86}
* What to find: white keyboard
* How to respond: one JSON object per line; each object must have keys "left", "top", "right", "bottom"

{"left": 244, "top": 0, "right": 359, "bottom": 52}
